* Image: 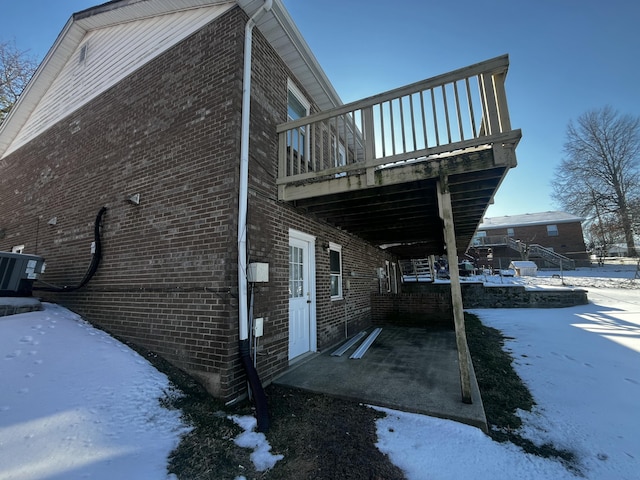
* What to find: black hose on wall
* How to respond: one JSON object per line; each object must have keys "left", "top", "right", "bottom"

{"left": 34, "top": 206, "right": 107, "bottom": 292}
{"left": 239, "top": 338, "right": 270, "bottom": 432}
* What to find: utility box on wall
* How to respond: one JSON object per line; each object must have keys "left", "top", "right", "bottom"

{"left": 247, "top": 262, "right": 269, "bottom": 283}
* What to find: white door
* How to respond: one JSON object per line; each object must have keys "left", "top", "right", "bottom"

{"left": 288, "top": 231, "right": 316, "bottom": 360}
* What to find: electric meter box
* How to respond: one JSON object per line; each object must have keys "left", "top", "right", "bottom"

{"left": 247, "top": 262, "right": 269, "bottom": 283}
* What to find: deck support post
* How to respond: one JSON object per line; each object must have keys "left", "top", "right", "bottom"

{"left": 437, "top": 178, "right": 473, "bottom": 404}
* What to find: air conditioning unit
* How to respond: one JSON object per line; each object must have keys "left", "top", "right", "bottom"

{"left": 0, "top": 251, "right": 46, "bottom": 296}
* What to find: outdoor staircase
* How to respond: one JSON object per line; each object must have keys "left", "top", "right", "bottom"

{"left": 506, "top": 238, "right": 575, "bottom": 270}
{"left": 399, "top": 258, "right": 434, "bottom": 282}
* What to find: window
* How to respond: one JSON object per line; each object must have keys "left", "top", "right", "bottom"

{"left": 385, "top": 261, "right": 391, "bottom": 292}
{"left": 329, "top": 242, "right": 342, "bottom": 299}
{"left": 289, "top": 245, "right": 304, "bottom": 299}
{"left": 547, "top": 224, "right": 559, "bottom": 237}
{"left": 507, "top": 228, "right": 515, "bottom": 237}
{"left": 287, "top": 80, "right": 310, "bottom": 161}
{"left": 391, "top": 263, "right": 398, "bottom": 293}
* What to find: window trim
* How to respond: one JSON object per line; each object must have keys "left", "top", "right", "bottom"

{"left": 329, "top": 242, "right": 343, "bottom": 300}
{"left": 287, "top": 79, "right": 310, "bottom": 118}
{"left": 286, "top": 79, "right": 311, "bottom": 169}
{"left": 391, "top": 262, "right": 398, "bottom": 294}
{"left": 547, "top": 224, "right": 559, "bottom": 237}
{"left": 385, "top": 260, "right": 391, "bottom": 293}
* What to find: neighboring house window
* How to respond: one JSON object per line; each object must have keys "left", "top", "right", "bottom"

{"left": 287, "top": 80, "right": 310, "bottom": 162}
{"left": 507, "top": 228, "right": 515, "bottom": 237}
{"left": 329, "top": 242, "right": 342, "bottom": 300}
{"left": 547, "top": 224, "right": 559, "bottom": 236}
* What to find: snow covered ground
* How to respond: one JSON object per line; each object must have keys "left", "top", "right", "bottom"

{"left": 1, "top": 263, "right": 639, "bottom": 479}
{"left": 377, "top": 264, "right": 640, "bottom": 480}
{"left": 0, "top": 303, "right": 190, "bottom": 480}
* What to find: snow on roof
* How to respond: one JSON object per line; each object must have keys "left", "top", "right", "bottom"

{"left": 478, "top": 211, "right": 583, "bottom": 230}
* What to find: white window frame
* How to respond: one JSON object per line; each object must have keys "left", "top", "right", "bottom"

{"left": 385, "top": 260, "right": 391, "bottom": 292}
{"left": 287, "top": 79, "right": 310, "bottom": 161}
{"left": 329, "top": 242, "right": 343, "bottom": 300}
{"left": 391, "top": 262, "right": 398, "bottom": 293}
{"left": 507, "top": 227, "right": 515, "bottom": 237}
{"left": 547, "top": 224, "right": 559, "bottom": 237}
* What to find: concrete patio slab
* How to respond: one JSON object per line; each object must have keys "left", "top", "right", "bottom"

{"left": 273, "top": 326, "right": 487, "bottom": 431}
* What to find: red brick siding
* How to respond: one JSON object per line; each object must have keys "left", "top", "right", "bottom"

{"left": 371, "top": 293, "right": 453, "bottom": 327}
{"left": 1, "top": 9, "right": 247, "bottom": 399}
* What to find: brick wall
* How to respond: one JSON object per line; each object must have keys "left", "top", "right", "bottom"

{"left": 0, "top": 6, "right": 396, "bottom": 401}
{"left": 371, "top": 292, "right": 453, "bottom": 328}
{"left": 0, "top": 8, "right": 247, "bottom": 400}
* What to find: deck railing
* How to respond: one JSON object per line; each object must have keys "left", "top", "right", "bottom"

{"left": 277, "top": 54, "right": 515, "bottom": 187}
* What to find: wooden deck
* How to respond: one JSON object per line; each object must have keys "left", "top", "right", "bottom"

{"left": 277, "top": 55, "right": 521, "bottom": 259}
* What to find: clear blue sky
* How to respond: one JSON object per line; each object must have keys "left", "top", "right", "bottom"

{"left": 3, "top": 0, "right": 639, "bottom": 218}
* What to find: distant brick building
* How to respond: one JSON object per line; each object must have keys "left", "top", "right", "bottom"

{"left": 470, "top": 212, "right": 590, "bottom": 269}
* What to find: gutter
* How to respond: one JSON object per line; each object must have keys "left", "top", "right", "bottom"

{"left": 237, "top": 0, "right": 272, "bottom": 433}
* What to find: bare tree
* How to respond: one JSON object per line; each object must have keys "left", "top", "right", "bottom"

{"left": 0, "top": 39, "right": 38, "bottom": 125}
{"left": 552, "top": 106, "right": 640, "bottom": 257}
